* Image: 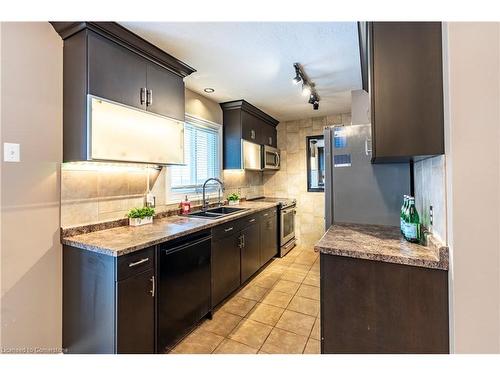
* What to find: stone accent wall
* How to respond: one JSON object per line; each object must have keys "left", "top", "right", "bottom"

{"left": 263, "top": 113, "right": 351, "bottom": 247}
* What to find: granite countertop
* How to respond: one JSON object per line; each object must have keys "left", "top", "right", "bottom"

{"left": 62, "top": 201, "right": 279, "bottom": 257}
{"left": 314, "top": 223, "right": 449, "bottom": 270}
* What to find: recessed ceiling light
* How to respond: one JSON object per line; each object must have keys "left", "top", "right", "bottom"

{"left": 204, "top": 88, "right": 215, "bottom": 93}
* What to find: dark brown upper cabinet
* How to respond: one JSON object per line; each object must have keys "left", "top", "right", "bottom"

{"left": 51, "top": 22, "right": 195, "bottom": 162}
{"left": 220, "top": 100, "right": 279, "bottom": 170}
{"left": 358, "top": 22, "right": 444, "bottom": 163}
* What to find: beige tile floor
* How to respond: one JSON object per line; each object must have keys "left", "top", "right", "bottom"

{"left": 170, "top": 245, "right": 321, "bottom": 354}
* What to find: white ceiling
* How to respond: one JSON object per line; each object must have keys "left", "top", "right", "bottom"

{"left": 120, "top": 22, "right": 362, "bottom": 121}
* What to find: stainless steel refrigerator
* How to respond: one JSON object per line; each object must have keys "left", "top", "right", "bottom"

{"left": 324, "top": 124, "right": 410, "bottom": 228}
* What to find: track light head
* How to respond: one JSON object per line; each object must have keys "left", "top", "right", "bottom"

{"left": 313, "top": 101, "right": 319, "bottom": 110}
{"left": 292, "top": 63, "right": 302, "bottom": 84}
{"left": 308, "top": 94, "right": 316, "bottom": 104}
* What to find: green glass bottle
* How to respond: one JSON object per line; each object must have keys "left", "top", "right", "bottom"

{"left": 400, "top": 195, "right": 408, "bottom": 234}
{"left": 405, "top": 197, "right": 421, "bottom": 243}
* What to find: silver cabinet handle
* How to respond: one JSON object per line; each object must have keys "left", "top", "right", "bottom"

{"left": 263, "top": 213, "right": 269, "bottom": 217}
{"left": 140, "top": 88, "right": 146, "bottom": 105}
{"left": 269, "top": 137, "right": 273, "bottom": 145}
{"left": 276, "top": 153, "right": 280, "bottom": 168}
{"left": 150, "top": 276, "right": 155, "bottom": 297}
{"left": 146, "top": 89, "right": 153, "bottom": 106}
{"left": 251, "top": 129, "right": 255, "bottom": 139}
{"left": 224, "top": 227, "right": 234, "bottom": 232}
{"left": 128, "top": 258, "right": 149, "bottom": 267}
{"left": 249, "top": 218, "right": 256, "bottom": 223}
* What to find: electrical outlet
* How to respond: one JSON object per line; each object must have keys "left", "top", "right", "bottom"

{"left": 429, "top": 205, "right": 434, "bottom": 226}
{"left": 4, "top": 143, "right": 20, "bottom": 162}
{"left": 146, "top": 193, "right": 156, "bottom": 208}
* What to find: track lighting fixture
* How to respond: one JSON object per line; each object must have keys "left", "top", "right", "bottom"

{"left": 292, "top": 63, "right": 302, "bottom": 84}
{"left": 292, "top": 63, "right": 320, "bottom": 111}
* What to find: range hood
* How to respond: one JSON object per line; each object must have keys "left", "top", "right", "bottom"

{"left": 87, "top": 96, "right": 185, "bottom": 165}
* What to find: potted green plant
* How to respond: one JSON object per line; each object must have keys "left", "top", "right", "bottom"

{"left": 127, "top": 206, "right": 155, "bottom": 226}
{"left": 227, "top": 193, "right": 240, "bottom": 206}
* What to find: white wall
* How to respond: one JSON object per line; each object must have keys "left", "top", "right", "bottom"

{"left": 444, "top": 22, "right": 500, "bottom": 353}
{"left": 0, "top": 22, "right": 63, "bottom": 352}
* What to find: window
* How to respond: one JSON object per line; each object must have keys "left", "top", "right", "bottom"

{"left": 169, "top": 115, "right": 222, "bottom": 193}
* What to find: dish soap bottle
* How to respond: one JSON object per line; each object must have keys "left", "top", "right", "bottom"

{"left": 181, "top": 195, "right": 191, "bottom": 215}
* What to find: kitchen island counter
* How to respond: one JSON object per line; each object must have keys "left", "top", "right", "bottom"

{"left": 315, "top": 223, "right": 448, "bottom": 270}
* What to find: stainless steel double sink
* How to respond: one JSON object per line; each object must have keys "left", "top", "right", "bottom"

{"left": 187, "top": 206, "right": 248, "bottom": 219}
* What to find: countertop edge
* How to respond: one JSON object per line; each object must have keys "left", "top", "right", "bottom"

{"left": 314, "top": 225, "right": 449, "bottom": 271}
{"left": 62, "top": 202, "right": 280, "bottom": 257}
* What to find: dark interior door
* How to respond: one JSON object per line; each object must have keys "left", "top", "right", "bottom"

{"left": 146, "top": 62, "right": 185, "bottom": 121}
{"left": 241, "top": 223, "right": 261, "bottom": 283}
{"left": 260, "top": 214, "right": 277, "bottom": 267}
{"left": 212, "top": 233, "right": 241, "bottom": 307}
{"left": 88, "top": 31, "right": 147, "bottom": 110}
{"left": 116, "top": 269, "right": 155, "bottom": 354}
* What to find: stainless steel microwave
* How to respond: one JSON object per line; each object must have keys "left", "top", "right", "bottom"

{"left": 263, "top": 145, "right": 280, "bottom": 170}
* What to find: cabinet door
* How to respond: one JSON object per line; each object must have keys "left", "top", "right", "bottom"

{"left": 260, "top": 212, "right": 278, "bottom": 267}
{"left": 212, "top": 232, "right": 241, "bottom": 307}
{"left": 88, "top": 31, "right": 147, "bottom": 110}
{"left": 260, "top": 124, "right": 277, "bottom": 147}
{"left": 371, "top": 22, "right": 444, "bottom": 161}
{"left": 241, "top": 222, "right": 261, "bottom": 283}
{"left": 116, "top": 269, "right": 155, "bottom": 354}
{"left": 146, "top": 63, "right": 185, "bottom": 121}
{"left": 241, "top": 111, "right": 260, "bottom": 143}
{"left": 321, "top": 254, "right": 449, "bottom": 354}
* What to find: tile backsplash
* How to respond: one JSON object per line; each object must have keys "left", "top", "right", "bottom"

{"left": 60, "top": 164, "right": 167, "bottom": 228}
{"left": 61, "top": 164, "right": 265, "bottom": 228}
{"left": 413, "top": 155, "right": 447, "bottom": 243}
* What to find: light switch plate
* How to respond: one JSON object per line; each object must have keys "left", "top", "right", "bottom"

{"left": 3, "top": 143, "right": 20, "bottom": 162}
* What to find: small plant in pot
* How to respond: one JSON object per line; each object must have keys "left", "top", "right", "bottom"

{"left": 127, "top": 206, "right": 155, "bottom": 226}
{"left": 227, "top": 193, "right": 240, "bottom": 206}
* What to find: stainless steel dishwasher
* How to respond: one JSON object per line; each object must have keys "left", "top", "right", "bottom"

{"left": 157, "top": 230, "right": 211, "bottom": 352}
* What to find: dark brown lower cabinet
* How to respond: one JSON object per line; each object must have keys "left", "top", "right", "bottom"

{"left": 211, "top": 229, "right": 241, "bottom": 308}
{"left": 211, "top": 208, "right": 278, "bottom": 308}
{"left": 117, "top": 269, "right": 155, "bottom": 353}
{"left": 320, "top": 254, "right": 449, "bottom": 354}
{"left": 63, "top": 245, "right": 156, "bottom": 354}
{"left": 240, "top": 221, "right": 261, "bottom": 283}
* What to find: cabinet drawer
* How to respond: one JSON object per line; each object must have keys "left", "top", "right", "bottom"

{"left": 260, "top": 208, "right": 277, "bottom": 219}
{"left": 117, "top": 247, "right": 155, "bottom": 281}
{"left": 241, "top": 214, "right": 259, "bottom": 228}
{"left": 212, "top": 221, "right": 244, "bottom": 240}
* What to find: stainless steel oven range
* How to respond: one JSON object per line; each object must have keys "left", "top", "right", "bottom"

{"left": 248, "top": 197, "right": 296, "bottom": 257}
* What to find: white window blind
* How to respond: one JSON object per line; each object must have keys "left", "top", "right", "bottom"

{"left": 170, "top": 118, "right": 221, "bottom": 190}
